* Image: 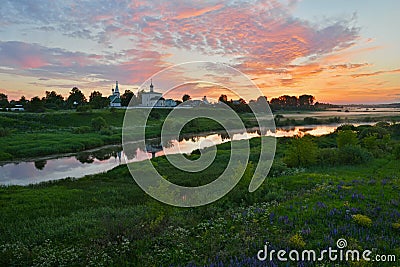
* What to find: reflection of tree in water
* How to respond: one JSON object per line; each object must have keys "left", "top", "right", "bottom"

{"left": 145, "top": 139, "right": 163, "bottom": 159}
{"left": 278, "top": 126, "right": 295, "bottom": 132}
{"left": 220, "top": 131, "right": 230, "bottom": 141}
{"left": 76, "top": 146, "right": 123, "bottom": 163}
{"left": 76, "top": 152, "right": 95, "bottom": 164}
{"left": 34, "top": 160, "right": 47, "bottom": 170}
{"left": 92, "top": 147, "right": 121, "bottom": 161}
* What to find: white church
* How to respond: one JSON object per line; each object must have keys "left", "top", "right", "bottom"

{"left": 140, "top": 80, "right": 177, "bottom": 107}
{"left": 109, "top": 81, "right": 122, "bottom": 107}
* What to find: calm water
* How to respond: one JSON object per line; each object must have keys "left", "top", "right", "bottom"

{"left": 0, "top": 123, "right": 373, "bottom": 185}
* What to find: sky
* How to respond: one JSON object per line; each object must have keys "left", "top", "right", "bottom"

{"left": 0, "top": 0, "right": 399, "bottom": 104}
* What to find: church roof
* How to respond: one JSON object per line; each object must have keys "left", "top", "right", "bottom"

{"left": 109, "top": 95, "right": 121, "bottom": 103}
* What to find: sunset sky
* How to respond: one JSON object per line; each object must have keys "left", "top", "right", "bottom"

{"left": 0, "top": 0, "right": 399, "bottom": 104}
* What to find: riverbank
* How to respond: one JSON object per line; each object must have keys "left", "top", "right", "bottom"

{"left": 1, "top": 108, "right": 399, "bottom": 161}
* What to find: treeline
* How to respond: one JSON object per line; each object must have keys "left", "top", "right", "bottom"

{"left": 1, "top": 88, "right": 323, "bottom": 113}
{"left": 0, "top": 87, "right": 138, "bottom": 112}
{"left": 217, "top": 94, "right": 319, "bottom": 112}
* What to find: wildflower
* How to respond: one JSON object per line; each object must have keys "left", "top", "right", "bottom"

{"left": 352, "top": 214, "right": 372, "bottom": 227}
{"left": 289, "top": 233, "right": 306, "bottom": 248}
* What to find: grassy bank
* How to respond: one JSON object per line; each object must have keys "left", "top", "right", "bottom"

{"left": 1, "top": 124, "right": 399, "bottom": 266}
{"left": 2, "top": 108, "right": 399, "bottom": 161}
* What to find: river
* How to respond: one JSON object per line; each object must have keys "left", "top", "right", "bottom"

{"left": 0, "top": 123, "right": 374, "bottom": 185}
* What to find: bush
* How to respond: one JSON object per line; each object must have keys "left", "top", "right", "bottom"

{"left": 76, "top": 105, "right": 92, "bottom": 113}
{"left": 72, "top": 126, "right": 92, "bottom": 134}
{"left": 337, "top": 130, "right": 358, "bottom": 149}
{"left": 99, "top": 127, "right": 113, "bottom": 136}
{"left": 393, "top": 145, "right": 400, "bottom": 160}
{"left": 359, "top": 126, "right": 388, "bottom": 139}
{"left": 327, "top": 116, "right": 341, "bottom": 123}
{"left": 289, "top": 233, "right": 306, "bottom": 248}
{"left": 284, "top": 136, "right": 318, "bottom": 167}
{"left": 91, "top": 117, "right": 108, "bottom": 131}
{"left": 352, "top": 214, "right": 372, "bottom": 227}
{"left": 0, "top": 127, "right": 10, "bottom": 137}
{"left": 268, "top": 159, "right": 289, "bottom": 177}
{"left": 338, "top": 145, "right": 372, "bottom": 165}
{"left": 0, "top": 152, "right": 13, "bottom": 161}
{"left": 303, "top": 117, "right": 318, "bottom": 125}
{"left": 318, "top": 148, "right": 339, "bottom": 166}
{"left": 336, "top": 124, "right": 356, "bottom": 132}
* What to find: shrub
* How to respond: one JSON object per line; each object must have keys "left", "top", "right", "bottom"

{"left": 336, "top": 124, "right": 356, "bottom": 131}
{"left": 0, "top": 127, "right": 10, "bottom": 137}
{"left": 72, "top": 126, "right": 92, "bottom": 134}
{"left": 268, "top": 159, "right": 288, "bottom": 177}
{"left": 393, "top": 145, "right": 400, "bottom": 160}
{"left": 76, "top": 105, "right": 92, "bottom": 113}
{"left": 303, "top": 117, "right": 318, "bottom": 125}
{"left": 327, "top": 116, "right": 341, "bottom": 123}
{"left": 91, "top": 117, "right": 108, "bottom": 131}
{"left": 359, "top": 126, "right": 388, "bottom": 139}
{"left": 0, "top": 152, "right": 13, "bottom": 161}
{"left": 352, "top": 214, "right": 372, "bottom": 227}
{"left": 338, "top": 145, "right": 372, "bottom": 165}
{"left": 337, "top": 130, "right": 358, "bottom": 149}
{"left": 318, "top": 148, "right": 339, "bottom": 166}
{"left": 99, "top": 127, "right": 113, "bottom": 136}
{"left": 284, "top": 136, "right": 318, "bottom": 167}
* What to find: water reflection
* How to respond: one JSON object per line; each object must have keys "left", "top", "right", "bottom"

{"left": 0, "top": 123, "right": 373, "bottom": 185}
{"left": 34, "top": 160, "right": 47, "bottom": 170}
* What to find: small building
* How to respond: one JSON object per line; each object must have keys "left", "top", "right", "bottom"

{"left": 109, "top": 81, "right": 122, "bottom": 107}
{"left": 140, "top": 80, "right": 164, "bottom": 107}
{"left": 165, "top": 99, "right": 177, "bottom": 107}
{"left": 10, "top": 104, "right": 24, "bottom": 111}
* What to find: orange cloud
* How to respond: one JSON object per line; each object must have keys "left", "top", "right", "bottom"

{"left": 351, "top": 68, "right": 400, "bottom": 78}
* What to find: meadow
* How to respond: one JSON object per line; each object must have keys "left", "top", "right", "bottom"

{"left": 0, "top": 123, "right": 399, "bottom": 266}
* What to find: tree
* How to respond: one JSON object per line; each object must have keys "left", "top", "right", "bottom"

{"left": 0, "top": 93, "right": 8, "bottom": 108}
{"left": 26, "top": 96, "right": 45, "bottom": 112}
{"left": 43, "top": 91, "right": 64, "bottom": 109}
{"left": 219, "top": 94, "right": 228, "bottom": 103}
{"left": 19, "top": 96, "right": 28, "bottom": 107}
{"left": 256, "top": 96, "right": 268, "bottom": 103}
{"left": 299, "top": 95, "right": 315, "bottom": 107}
{"left": 89, "top": 91, "right": 109, "bottom": 109}
{"left": 67, "top": 87, "right": 87, "bottom": 108}
{"left": 182, "top": 94, "right": 191, "bottom": 102}
{"left": 121, "top": 90, "right": 135, "bottom": 106}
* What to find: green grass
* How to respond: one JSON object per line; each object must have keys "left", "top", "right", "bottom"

{"left": 0, "top": 132, "right": 399, "bottom": 266}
